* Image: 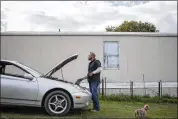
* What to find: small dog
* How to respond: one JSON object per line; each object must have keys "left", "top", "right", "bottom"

{"left": 135, "top": 104, "right": 149, "bottom": 119}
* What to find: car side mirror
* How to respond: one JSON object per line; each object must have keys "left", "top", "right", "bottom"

{"left": 24, "top": 73, "right": 33, "bottom": 80}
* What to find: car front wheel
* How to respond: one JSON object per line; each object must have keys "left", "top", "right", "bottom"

{"left": 44, "top": 90, "right": 71, "bottom": 116}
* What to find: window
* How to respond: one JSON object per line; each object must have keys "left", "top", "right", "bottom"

{"left": 2, "top": 62, "right": 32, "bottom": 79}
{"left": 103, "top": 41, "right": 119, "bottom": 69}
{"left": 5, "top": 64, "right": 26, "bottom": 77}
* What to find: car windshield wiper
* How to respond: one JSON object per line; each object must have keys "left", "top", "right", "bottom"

{"left": 44, "top": 75, "right": 59, "bottom": 80}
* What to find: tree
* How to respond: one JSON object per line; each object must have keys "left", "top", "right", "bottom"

{"left": 105, "top": 20, "right": 159, "bottom": 32}
{"left": 105, "top": 26, "right": 116, "bottom": 32}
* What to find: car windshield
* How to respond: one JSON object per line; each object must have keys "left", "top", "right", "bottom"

{"left": 17, "top": 62, "right": 43, "bottom": 76}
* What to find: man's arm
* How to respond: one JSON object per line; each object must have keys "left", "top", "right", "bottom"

{"left": 92, "top": 67, "right": 102, "bottom": 74}
{"left": 92, "top": 60, "right": 102, "bottom": 74}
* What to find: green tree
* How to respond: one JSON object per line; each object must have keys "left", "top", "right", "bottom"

{"left": 105, "top": 20, "right": 159, "bottom": 32}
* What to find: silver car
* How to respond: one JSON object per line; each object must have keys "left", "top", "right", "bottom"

{"left": 0, "top": 54, "right": 91, "bottom": 116}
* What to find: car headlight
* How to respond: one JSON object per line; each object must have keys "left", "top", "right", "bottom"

{"left": 73, "top": 85, "right": 82, "bottom": 90}
{"left": 73, "top": 85, "right": 88, "bottom": 93}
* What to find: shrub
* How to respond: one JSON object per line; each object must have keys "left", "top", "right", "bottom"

{"left": 99, "top": 94, "right": 177, "bottom": 103}
{"left": 166, "top": 98, "right": 177, "bottom": 103}
{"left": 143, "top": 94, "right": 150, "bottom": 98}
{"left": 162, "top": 94, "right": 171, "bottom": 99}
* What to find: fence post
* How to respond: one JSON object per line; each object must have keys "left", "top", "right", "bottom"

{"left": 104, "top": 77, "right": 106, "bottom": 96}
{"left": 160, "top": 80, "right": 162, "bottom": 99}
{"left": 143, "top": 74, "right": 146, "bottom": 96}
{"left": 102, "top": 78, "right": 104, "bottom": 98}
{"left": 158, "top": 80, "right": 161, "bottom": 99}
{"left": 130, "top": 81, "right": 133, "bottom": 98}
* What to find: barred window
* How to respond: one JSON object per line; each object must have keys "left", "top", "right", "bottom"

{"left": 104, "top": 41, "right": 119, "bottom": 69}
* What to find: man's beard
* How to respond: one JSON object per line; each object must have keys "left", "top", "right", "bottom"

{"left": 88, "top": 57, "right": 92, "bottom": 60}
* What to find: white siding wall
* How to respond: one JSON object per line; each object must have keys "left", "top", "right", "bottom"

{"left": 1, "top": 35, "right": 177, "bottom": 82}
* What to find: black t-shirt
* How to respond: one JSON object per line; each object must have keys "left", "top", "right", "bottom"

{"left": 88, "top": 59, "right": 101, "bottom": 83}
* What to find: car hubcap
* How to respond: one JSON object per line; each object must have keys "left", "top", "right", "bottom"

{"left": 48, "top": 94, "right": 67, "bottom": 114}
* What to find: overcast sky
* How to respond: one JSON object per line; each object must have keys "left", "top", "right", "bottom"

{"left": 1, "top": 1, "right": 177, "bottom": 33}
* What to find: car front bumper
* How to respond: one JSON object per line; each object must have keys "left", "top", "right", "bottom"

{"left": 71, "top": 89, "right": 92, "bottom": 109}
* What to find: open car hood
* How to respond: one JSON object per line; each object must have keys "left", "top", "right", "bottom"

{"left": 44, "top": 54, "right": 78, "bottom": 77}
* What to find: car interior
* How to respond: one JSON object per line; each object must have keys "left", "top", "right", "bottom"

{"left": 0, "top": 64, "right": 5, "bottom": 74}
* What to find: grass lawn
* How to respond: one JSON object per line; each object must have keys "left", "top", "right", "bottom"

{"left": 1, "top": 100, "right": 177, "bottom": 119}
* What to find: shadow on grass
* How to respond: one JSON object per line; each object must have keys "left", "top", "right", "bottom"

{"left": 0, "top": 106, "right": 89, "bottom": 118}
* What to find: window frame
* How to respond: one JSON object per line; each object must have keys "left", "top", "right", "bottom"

{"left": 103, "top": 41, "right": 120, "bottom": 70}
{"left": 0, "top": 61, "right": 34, "bottom": 80}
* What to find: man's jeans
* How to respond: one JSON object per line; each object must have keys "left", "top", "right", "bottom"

{"left": 89, "top": 81, "right": 100, "bottom": 111}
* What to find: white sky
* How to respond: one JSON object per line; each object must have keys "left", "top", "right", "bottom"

{"left": 1, "top": 1, "right": 177, "bottom": 33}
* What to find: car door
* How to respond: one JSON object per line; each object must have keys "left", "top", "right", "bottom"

{"left": 0, "top": 62, "right": 39, "bottom": 106}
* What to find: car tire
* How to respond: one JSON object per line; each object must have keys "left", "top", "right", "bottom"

{"left": 44, "top": 90, "right": 71, "bottom": 116}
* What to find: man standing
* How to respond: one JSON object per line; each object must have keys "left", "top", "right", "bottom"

{"left": 87, "top": 52, "right": 102, "bottom": 112}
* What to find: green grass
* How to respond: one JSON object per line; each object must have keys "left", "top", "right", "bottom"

{"left": 1, "top": 100, "right": 177, "bottom": 119}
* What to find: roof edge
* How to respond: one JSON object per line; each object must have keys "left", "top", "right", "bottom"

{"left": 1, "top": 31, "right": 177, "bottom": 37}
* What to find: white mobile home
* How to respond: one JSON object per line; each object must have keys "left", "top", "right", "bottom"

{"left": 1, "top": 32, "right": 177, "bottom": 83}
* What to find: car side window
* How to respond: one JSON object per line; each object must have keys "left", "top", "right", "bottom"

{"left": 4, "top": 64, "right": 27, "bottom": 78}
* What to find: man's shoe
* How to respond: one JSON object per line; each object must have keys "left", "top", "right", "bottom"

{"left": 91, "top": 109, "right": 99, "bottom": 112}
